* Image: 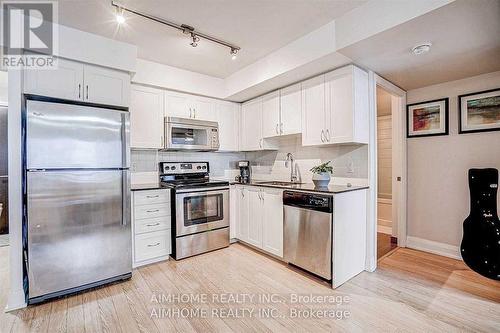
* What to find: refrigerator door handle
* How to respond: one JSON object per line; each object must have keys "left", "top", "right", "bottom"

{"left": 122, "top": 170, "right": 131, "bottom": 226}
{"left": 121, "top": 112, "right": 131, "bottom": 168}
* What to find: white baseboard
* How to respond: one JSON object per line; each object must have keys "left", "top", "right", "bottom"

{"left": 377, "top": 224, "right": 392, "bottom": 235}
{"left": 406, "top": 236, "right": 462, "bottom": 260}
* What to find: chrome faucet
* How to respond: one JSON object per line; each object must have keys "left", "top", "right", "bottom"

{"left": 285, "top": 153, "right": 298, "bottom": 183}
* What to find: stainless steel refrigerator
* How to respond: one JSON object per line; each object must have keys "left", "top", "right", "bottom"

{"left": 25, "top": 98, "right": 132, "bottom": 304}
{"left": 0, "top": 105, "right": 7, "bottom": 235}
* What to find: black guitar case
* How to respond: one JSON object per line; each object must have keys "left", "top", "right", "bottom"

{"left": 460, "top": 168, "right": 500, "bottom": 280}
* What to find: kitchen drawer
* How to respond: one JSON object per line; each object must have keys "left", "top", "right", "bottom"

{"left": 134, "top": 203, "right": 170, "bottom": 219}
{"left": 135, "top": 230, "right": 171, "bottom": 262}
{"left": 135, "top": 216, "right": 171, "bottom": 235}
{"left": 134, "top": 190, "right": 170, "bottom": 206}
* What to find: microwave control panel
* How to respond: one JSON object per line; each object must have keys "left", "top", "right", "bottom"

{"left": 211, "top": 128, "right": 220, "bottom": 148}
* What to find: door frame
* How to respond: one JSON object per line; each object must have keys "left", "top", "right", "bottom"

{"left": 366, "top": 72, "right": 407, "bottom": 271}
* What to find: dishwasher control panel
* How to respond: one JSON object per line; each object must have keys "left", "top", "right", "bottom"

{"left": 283, "top": 191, "right": 333, "bottom": 213}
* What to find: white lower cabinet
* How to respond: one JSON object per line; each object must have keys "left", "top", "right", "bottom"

{"left": 261, "top": 188, "right": 284, "bottom": 257}
{"left": 132, "top": 189, "right": 172, "bottom": 268}
{"left": 232, "top": 185, "right": 283, "bottom": 258}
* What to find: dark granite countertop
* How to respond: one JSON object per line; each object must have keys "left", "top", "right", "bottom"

{"left": 131, "top": 183, "right": 164, "bottom": 191}
{"left": 228, "top": 180, "right": 368, "bottom": 194}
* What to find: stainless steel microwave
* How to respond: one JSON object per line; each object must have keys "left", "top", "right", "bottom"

{"left": 164, "top": 117, "right": 220, "bottom": 151}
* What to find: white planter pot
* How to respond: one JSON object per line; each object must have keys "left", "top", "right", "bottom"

{"left": 312, "top": 172, "right": 331, "bottom": 187}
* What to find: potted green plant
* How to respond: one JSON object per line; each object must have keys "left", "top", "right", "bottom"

{"left": 310, "top": 161, "right": 333, "bottom": 187}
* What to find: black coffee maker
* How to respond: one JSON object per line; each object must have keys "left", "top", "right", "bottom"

{"left": 236, "top": 160, "right": 251, "bottom": 184}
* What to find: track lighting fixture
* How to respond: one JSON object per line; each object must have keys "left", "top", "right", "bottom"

{"left": 111, "top": 1, "right": 241, "bottom": 58}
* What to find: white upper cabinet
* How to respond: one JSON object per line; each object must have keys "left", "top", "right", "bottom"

{"left": 24, "top": 58, "right": 130, "bottom": 107}
{"left": 217, "top": 101, "right": 240, "bottom": 151}
{"left": 164, "top": 91, "right": 216, "bottom": 121}
{"left": 301, "top": 75, "right": 326, "bottom": 146}
{"left": 262, "top": 91, "right": 281, "bottom": 138}
{"left": 262, "top": 188, "right": 284, "bottom": 257}
{"left": 24, "top": 58, "right": 84, "bottom": 101}
{"left": 325, "top": 65, "right": 368, "bottom": 144}
{"left": 279, "top": 83, "right": 302, "bottom": 136}
{"left": 241, "top": 98, "right": 263, "bottom": 151}
{"left": 164, "top": 91, "right": 192, "bottom": 118}
{"left": 83, "top": 64, "right": 130, "bottom": 107}
{"left": 130, "top": 84, "right": 164, "bottom": 149}
{"left": 302, "top": 65, "right": 368, "bottom": 146}
{"left": 192, "top": 96, "right": 217, "bottom": 121}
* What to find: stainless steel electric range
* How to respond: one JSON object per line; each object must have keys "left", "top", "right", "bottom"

{"left": 159, "top": 162, "right": 230, "bottom": 260}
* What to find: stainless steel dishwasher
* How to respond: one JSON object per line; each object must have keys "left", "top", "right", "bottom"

{"left": 283, "top": 191, "right": 333, "bottom": 280}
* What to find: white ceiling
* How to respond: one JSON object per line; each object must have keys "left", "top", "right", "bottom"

{"left": 57, "top": 0, "right": 366, "bottom": 78}
{"left": 339, "top": 0, "right": 500, "bottom": 90}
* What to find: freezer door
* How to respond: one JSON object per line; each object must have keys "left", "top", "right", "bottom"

{"left": 26, "top": 100, "right": 130, "bottom": 169}
{"left": 27, "top": 170, "right": 131, "bottom": 299}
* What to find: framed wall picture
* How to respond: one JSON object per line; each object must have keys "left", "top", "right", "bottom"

{"left": 407, "top": 98, "right": 449, "bottom": 138}
{"left": 459, "top": 88, "right": 500, "bottom": 134}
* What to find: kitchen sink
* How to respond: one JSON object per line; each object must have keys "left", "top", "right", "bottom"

{"left": 255, "top": 181, "right": 303, "bottom": 186}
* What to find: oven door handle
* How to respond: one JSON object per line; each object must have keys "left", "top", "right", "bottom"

{"left": 175, "top": 186, "right": 229, "bottom": 194}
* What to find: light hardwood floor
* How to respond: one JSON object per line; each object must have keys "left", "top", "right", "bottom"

{"left": 1, "top": 243, "right": 499, "bottom": 333}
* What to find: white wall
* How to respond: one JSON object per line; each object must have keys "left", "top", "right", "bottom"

{"left": 407, "top": 71, "right": 500, "bottom": 252}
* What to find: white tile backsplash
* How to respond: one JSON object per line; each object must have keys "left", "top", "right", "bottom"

{"left": 131, "top": 136, "right": 368, "bottom": 184}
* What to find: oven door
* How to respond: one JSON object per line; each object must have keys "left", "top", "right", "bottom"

{"left": 166, "top": 121, "right": 215, "bottom": 151}
{"left": 175, "top": 187, "right": 229, "bottom": 237}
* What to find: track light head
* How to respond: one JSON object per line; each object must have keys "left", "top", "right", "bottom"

{"left": 230, "top": 48, "right": 238, "bottom": 60}
{"left": 190, "top": 33, "right": 200, "bottom": 47}
{"left": 115, "top": 6, "right": 125, "bottom": 24}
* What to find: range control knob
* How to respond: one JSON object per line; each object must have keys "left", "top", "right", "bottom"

{"left": 171, "top": 166, "right": 176, "bottom": 170}
{"left": 197, "top": 166, "right": 201, "bottom": 170}
{"left": 165, "top": 166, "right": 170, "bottom": 170}
{"left": 202, "top": 166, "right": 207, "bottom": 170}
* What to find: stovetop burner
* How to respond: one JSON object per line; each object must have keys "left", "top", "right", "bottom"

{"left": 159, "top": 161, "right": 229, "bottom": 190}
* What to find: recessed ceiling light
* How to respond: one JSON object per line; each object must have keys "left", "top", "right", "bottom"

{"left": 412, "top": 43, "right": 432, "bottom": 55}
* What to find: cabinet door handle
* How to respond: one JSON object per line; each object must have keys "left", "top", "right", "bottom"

{"left": 280, "top": 123, "right": 283, "bottom": 134}
{"left": 276, "top": 124, "right": 279, "bottom": 134}
{"left": 146, "top": 222, "right": 161, "bottom": 227}
{"left": 146, "top": 195, "right": 159, "bottom": 198}
{"left": 189, "top": 108, "right": 192, "bottom": 118}
{"left": 146, "top": 209, "right": 160, "bottom": 213}
{"left": 86, "top": 85, "right": 89, "bottom": 100}
{"left": 194, "top": 108, "right": 197, "bottom": 118}
{"left": 326, "top": 129, "right": 331, "bottom": 142}
{"left": 147, "top": 242, "right": 161, "bottom": 247}
{"left": 320, "top": 130, "right": 325, "bottom": 142}
{"left": 78, "top": 84, "right": 81, "bottom": 99}
{"left": 160, "top": 135, "right": 164, "bottom": 147}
